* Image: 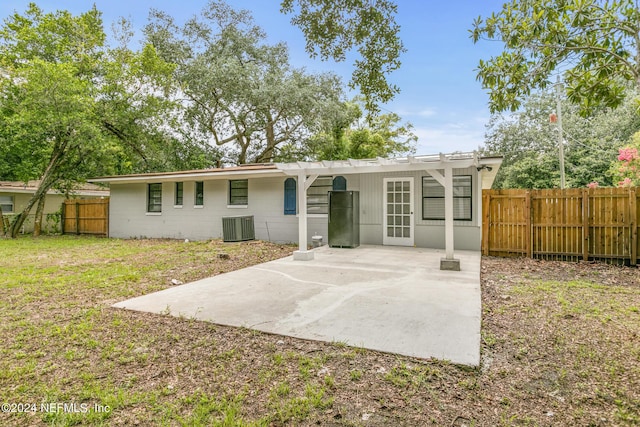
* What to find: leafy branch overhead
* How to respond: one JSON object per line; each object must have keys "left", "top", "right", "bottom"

{"left": 145, "top": 1, "right": 346, "bottom": 165}
{"left": 471, "top": 0, "right": 640, "bottom": 114}
{"left": 281, "top": 0, "right": 405, "bottom": 114}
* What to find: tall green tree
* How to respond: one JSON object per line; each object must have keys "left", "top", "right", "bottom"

{"left": 0, "top": 5, "right": 106, "bottom": 237}
{"left": 98, "top": 19, "right": 216, "bottom": 174}
{"left": 482, "top": 88, "right": 640, "bottom": 188}
{"left": 303, "top": 100, "right": 417, "bottom": 161}
{"left": 471, "top": 0, "right": 640, "bottom": 114}
{"left": 280, "top": 0, "right": 404, "bottom": 115}
{"left": 145, "top": 1, "right": 345, "bottom": 165}
{"left": 0, "top": 4, "right": 186, "bottom": 237}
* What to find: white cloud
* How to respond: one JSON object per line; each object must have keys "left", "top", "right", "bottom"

{"left": 415, "top": 108, "right": 437, "bottom": 117}
{"left": 413, "top": 122, "right": 486, "bottom": 155}
{"left": 394, "top": 107, "right": 437, "bottom": 118}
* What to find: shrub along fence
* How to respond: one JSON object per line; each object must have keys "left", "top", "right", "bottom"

{"left": 482, "top": 188, "right": 638, "bottom": 264}
{"left": 62, "top": 198, "right": 109, "bottom": 236}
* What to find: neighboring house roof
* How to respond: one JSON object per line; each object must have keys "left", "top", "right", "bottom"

{"left": 89, "top": 153, "right": 504, "bottom": 189}
{"left": 0, "top": 180, "right": 110, "bottom": 197}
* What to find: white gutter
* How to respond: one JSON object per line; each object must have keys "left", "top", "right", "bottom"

{"left": 88, "top": 168, "right": 284, "bottom": 184}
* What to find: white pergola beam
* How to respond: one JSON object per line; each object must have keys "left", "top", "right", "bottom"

{"left": 425, "top": 169, "right": 445, "bottom": 186}
{"left": 303, "top": 174, "right": 318, "bottom": 191}
{"left": 278, "top": 159, "right": 477, "bottom": 177}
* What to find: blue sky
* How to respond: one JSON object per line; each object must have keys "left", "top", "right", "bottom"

{"left": 1, "top": 1, "right": 507, "bottom": 155}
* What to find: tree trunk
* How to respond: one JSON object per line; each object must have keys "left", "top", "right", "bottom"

{"left": 238, "top": 136, "right": 249, "bottom": 165}
{"left": 9, "top": 149, "right": 63, "bottom": 238}
{"left": 0, "top": 206, "right": 7, "bottom": 237}
{"left": 257, "top": 119, "right": 277, "bottom": 163}
{"left": 10, "top": 187, "right": 48, "bottom": 238}
{"left": 33, "top": 194, "right": 47, "bottom": 237}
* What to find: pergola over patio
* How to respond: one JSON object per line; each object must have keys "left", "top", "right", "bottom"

{"left": 276, "top": 151, "right": 502, "bottom": 270}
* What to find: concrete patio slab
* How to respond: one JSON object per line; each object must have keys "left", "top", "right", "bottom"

{"left": 113, "top": 245, "right": 482, "bottom": 366}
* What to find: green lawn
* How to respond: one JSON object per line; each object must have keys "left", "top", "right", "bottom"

{"left": 1, "top": 236, "right": 639, "bottom": 426}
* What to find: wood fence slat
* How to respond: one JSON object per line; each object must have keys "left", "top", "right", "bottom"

{"left": 62, "top": 198, "right": 109, "bottom": 236}
{"left": 483, "top": 187, "right": 638, "bottom": 265}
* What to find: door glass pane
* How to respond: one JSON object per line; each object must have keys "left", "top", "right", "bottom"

{"left": 403, "top": 181, "right": 409, "bottom": 191}
{"left": 403, "top": 204, "right": 410, "bottom": 214}
{"left": 403, "top": 216, "right": 410, "bottom": 226}
{"left": 395, "top": 182, "right": 402, "bottom": 191}
{"left": 387, "top": 204, "right": 394, "bottom": 214}
{"left": 388, "top": 193, "right": 394, "bottom": 203}
{"left": 395, "top": 215, "right": 402, "bottom": 225}
{"left": 403, "top": 227, "right": 410, "bottom": 237}
{"left": 403, "top": 193, "right": 410, "bottom": 203}
{"left": 387, "top": 215, "right": 394, "bottom": 225}
{"left": 387, "top": 227, "right": 394, "bottom": 237}
{"left": 395, "top": 227, "right": 402, "bottom": 237}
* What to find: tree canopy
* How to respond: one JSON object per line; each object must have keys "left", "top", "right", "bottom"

{"left": 302, "top": 100, "right": 417, "bottom": 161}
{"left": 145, "top": 1, "right": 346, "bottom": 165}
{"left": 0, "top": 4, "right": 201, "bottom": 237}
{"left": 0, "top": 1, "right": 414, "bottom": 237}
{"left": 471, "top": 0, "right": 640, "bottom": 114}
{"left": 482, "top": 88, "right": 640, "bottom": 189}
{"left": 280, "top": 0, "right": 404, "bottom": 115}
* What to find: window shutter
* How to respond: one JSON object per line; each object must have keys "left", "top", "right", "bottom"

{"left": 332, "top": 176, "right": 347, "bottom": 191}
{"left": 284, "top": 178, "right": 296, "bottom": 215}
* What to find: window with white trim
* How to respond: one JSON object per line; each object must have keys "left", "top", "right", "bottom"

{"left": 307, "top": 176, "right": 332, "bottom": 214}
{"left": 147, "top": 183, "right": 162, "bottom": 213}
{"left": 306, "top": 176, "right": 347, "bottom": 214}
{"left": 194, "top": 181, "right": 204, "bottom": 206}
{"left": 0, "top": 195, "right": 14, "bottom": 213}
{"left": 175, "top": 182, "right": 183, "bottom": 206}
{"left": 422, "top": 175, "right": 472, "bottom": 221}
{"left": 229, "top": 180, "right": 248, "bottom": 205}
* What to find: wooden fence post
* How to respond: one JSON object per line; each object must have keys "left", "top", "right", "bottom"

{"left": 630, "top": 187, "right": 637, "bottom": 265}
{"left": 582, "top": 188, "right": 589, "bottom": 261}
{"left": 61, "top": 202, "right": 66, "bottom": 235}
{"left": 75, "top": 202, "right": 80, "bottom": 235}
{"left": 525, "top": 190, "right": 532, "bottom": 258}
{"left": 482, "top": 191, "right": 490, "bottom": 256}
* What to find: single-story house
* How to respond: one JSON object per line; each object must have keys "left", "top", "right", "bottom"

{"left": 0, "top": 181, "right": 109, "bottom": 233}
{"left": 90, "top": 152, "right": 502, "bottom": 269}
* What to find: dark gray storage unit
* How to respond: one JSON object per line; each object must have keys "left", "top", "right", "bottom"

{"left": 328, "top": 191, "right": 360, "bottom": 248}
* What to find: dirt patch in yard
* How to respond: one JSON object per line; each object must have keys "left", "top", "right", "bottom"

{"left": 1, "top": 237, "right": 639, "bottom": 426}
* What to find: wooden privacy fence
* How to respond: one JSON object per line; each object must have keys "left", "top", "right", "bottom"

{"left": 482, "top": 188, "right": 639, "bottom": 264}
{"left": 62, "top": 198, "right": 109, "bottom": 236}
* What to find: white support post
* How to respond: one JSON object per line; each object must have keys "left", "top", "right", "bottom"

{"left": 444, "top": 166, "right": 454, "bottom": 259}
{"left": 441, "top": 165, "right": 460, "bottom": 271}
{"left": 293, "top": 172, "right": 314, "bottom": 260}
{"left": 477, "top": 169, "right": 483, "bottom": 229}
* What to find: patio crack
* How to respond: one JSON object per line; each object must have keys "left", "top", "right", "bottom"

{"left": 251, "top": 267, "right": 338, "bottom": 288}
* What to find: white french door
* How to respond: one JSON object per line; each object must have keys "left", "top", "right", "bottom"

{"left": 383, "top": 178, "right": 414, "bottom": 246}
